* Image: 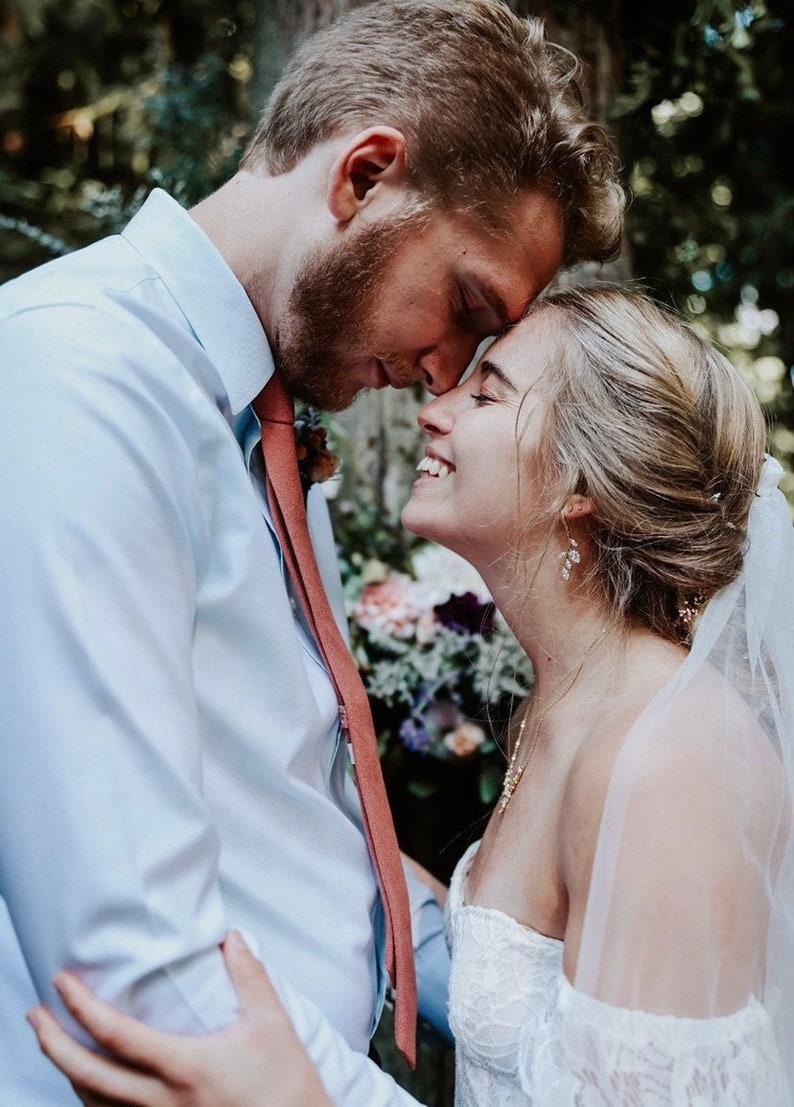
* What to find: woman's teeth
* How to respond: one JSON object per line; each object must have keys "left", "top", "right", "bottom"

{"left": 416, "top": 456, "right": 452, "bottom": 478}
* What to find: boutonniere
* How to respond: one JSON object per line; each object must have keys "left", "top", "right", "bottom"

{"left": 294, "top": 407, "right": 341, "bottom": 496}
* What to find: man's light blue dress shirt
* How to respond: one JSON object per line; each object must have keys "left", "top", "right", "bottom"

{"left": 0, "top": 190, "right": 423, "bottom": 1104}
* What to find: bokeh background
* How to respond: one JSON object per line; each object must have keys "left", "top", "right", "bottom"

{"left": 2, "top": 1, "right": 791, "bottom": 1100}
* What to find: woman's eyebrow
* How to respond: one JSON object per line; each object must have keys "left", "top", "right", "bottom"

{"left": 480, "top": 358, "right": 519, "bottom": 392}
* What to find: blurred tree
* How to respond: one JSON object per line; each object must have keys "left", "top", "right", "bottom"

{"left": 250, "top": 0, "right": 369, "bottom": 111}
{"left": 605, "top": 0, "right": 794, "bottom": 493}
{"left": 486, "top": 1, "right": 793, "bottom": 492}
{"left": 0, "top": 0, "right": 255, "bottom": 277}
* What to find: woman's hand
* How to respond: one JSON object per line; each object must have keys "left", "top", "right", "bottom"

{"left": 27, "top": 931, "right": 333, "bottom": 1107}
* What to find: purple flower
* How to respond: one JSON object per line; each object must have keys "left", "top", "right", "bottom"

{"left": 433, "top": 592, "right": 495, "bottom": 636}
{"left": 399, "top": 717, "right": 432, "bottom": 753}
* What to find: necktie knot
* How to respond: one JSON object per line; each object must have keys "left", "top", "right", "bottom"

{"left": 254, "top": 372, "right": 295, "bottom": 427}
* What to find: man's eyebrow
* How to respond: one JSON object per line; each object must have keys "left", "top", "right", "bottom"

{"left": 480, "top": 358, "right": 519, "bottom": 392}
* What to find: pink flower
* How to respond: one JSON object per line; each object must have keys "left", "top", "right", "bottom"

{"left": 353, "top": 571, "right": 425, "bottom": 639}
{"left": 443, "top": 721, "right": 487, "bottom": 757}
{"left": 414, "top": 610, "right": 438, "bottom": 645}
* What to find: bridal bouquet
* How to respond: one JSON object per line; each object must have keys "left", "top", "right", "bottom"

{"left": 343, "top": 538, "right": 532, "bottom": 804}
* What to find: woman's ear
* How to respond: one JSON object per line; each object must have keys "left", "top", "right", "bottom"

{"left": 562, "top": 494, "right": 594, "bottom": 521}
{"left": 326, "top": 126, "right": 409, "bottom": 222}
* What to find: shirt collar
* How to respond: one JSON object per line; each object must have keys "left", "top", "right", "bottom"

{"left": 122, "top": 188, "right": 274, "bottom": 415}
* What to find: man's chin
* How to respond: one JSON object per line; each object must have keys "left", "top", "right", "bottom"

{"left": 312, "top": 386, "right": 364, "bottom": 414}
{"left": 282, "top": 356, "right": 378, "bottom": 412}
{"left": 273, "top": 359, "right": 342, "bottom": 412}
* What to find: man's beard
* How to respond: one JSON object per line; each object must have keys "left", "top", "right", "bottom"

{"left": 274, "top": 208, "right": 426, "bottom": 412}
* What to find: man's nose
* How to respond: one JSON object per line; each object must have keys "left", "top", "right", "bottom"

{"left": 417, "top": 331, "right": 484, "bottom": 395}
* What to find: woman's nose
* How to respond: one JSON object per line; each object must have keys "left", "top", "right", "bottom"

{"left": 417, "top": 388, "right": 460, "bottom": 436}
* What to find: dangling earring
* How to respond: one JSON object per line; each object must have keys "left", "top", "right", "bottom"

{"left": 558, "top": 507, "right": 580, "bottom": 581}
{"left": 676, "top": 592, "right": 705, "bottom": 644}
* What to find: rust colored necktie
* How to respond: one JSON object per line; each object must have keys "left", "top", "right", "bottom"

{"left": 253, "top": 373, "right": 417, "bottom": 1067}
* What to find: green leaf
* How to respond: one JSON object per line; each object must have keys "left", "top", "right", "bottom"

{"left": 407, "top": 778, "right": 440, "bottom": 800}
{"left": 479, "top": 762, "right": 505, "bottom": 806}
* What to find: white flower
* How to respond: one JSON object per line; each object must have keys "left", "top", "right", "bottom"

{"left": 410, "top": 544, "right": 492, "bottom": 607}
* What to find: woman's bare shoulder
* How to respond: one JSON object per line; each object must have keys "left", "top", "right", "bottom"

{"left": 560, "top": 657, "right": 787, "bottom": 893}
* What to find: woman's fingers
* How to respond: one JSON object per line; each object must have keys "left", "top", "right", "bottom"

{"left": 220, "top": 932, "right": 334, "bottom": 1107}
{"left": 30, "top": 941, "right": 333, "bottom": 1107}
{"left": 27, "top": 1005, "right": 167, "bottom": 1106}
{"left": 221, "top": 930, "right": 282, "bottom": 1015}
{"left": 51, "top": 972, "right": 183, "bottom": 1077}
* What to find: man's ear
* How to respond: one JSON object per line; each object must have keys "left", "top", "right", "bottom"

{"left": 326, "top": 127, "right": 409, "bottom": 222}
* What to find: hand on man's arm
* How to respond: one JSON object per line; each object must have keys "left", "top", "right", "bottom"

{"left": 29, "top": 933, "right": 333, "bottom": 1107}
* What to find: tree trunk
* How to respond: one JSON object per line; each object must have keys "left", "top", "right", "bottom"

{"left": 250, "top": 0, "right": 374, "bottom": 118}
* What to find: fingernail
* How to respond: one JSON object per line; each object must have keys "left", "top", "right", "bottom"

{"left": 26, "top": 1010, "right": 41, "bottom": 1031}
{"left": 236, "top": 928, "right": 262, "bottom": 958}
{"left": 224, "top": 928, "right": 261, "bottom": 957}
{"left": 53, "top": 975, "right": 67, "bottom": 997}
{"left": 224, "top": 929, "right": 245, "bottom": 953}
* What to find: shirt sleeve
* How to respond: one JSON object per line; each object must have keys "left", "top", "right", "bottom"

{"left": 402, "top": 860, "right": 453, "bottom": 1046}
{"left": 519, "top": 976, "right": 789, "bottom": 1105}
{"left": 0, "top": 305, "right": 424, "bottom": 1106}
{"left": 264, "top": 961, "right": 423, "bottom": 1106}
{"left": 0, "top": 304, "right": 240, "bottom": 1033}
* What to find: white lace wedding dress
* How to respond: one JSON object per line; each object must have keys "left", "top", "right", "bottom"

{"left": 445, "top": 841, "right": 788, "bottom": 1106}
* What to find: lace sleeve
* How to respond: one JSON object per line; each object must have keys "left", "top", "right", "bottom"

{"left": 519, "top": 976, "right": 790, "bottom": 1106}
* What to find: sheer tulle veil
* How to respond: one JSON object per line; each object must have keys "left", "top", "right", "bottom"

{"left": 572, "top": 455, "right": 794, "bottom": 1098}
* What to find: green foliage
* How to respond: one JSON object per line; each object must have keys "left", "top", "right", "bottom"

{"left": 333, "top": 497, "right": 417, "bottom": 586}
{"left": 0, "top": 0, "right": 254, "bottom": 278}
{"left": 608, "top": 0, "right": 794, "bottom": 487}
{"left": 142, "top": 53, "right": 244, "bottom": 206}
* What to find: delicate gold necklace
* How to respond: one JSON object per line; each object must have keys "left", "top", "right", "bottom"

{"left": 498, "top": 630, "right": 607, "bottom": 814}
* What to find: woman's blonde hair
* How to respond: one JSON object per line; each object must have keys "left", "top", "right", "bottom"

{"left": 241, "top": 0, "right": 624, "bottom": 267}
{"left": 530, "top": 286, "right": 767, "bottom": 642}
